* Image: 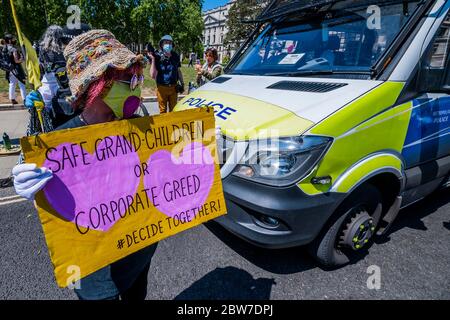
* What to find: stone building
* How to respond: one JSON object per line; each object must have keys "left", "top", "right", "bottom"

{"left": 202, "top": 1, "right": 236, "bottom": 62}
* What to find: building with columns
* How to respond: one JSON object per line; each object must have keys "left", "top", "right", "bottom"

{"left": 202, "top": 0, "right": 236, "bottom": 63}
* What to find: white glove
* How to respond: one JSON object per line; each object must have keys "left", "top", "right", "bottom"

{"left": 12, "top": 163, "right": 53, "bottom": 200}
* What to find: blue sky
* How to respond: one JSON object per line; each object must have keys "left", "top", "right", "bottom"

{"left": 203, "top": 0, "right": 230, "bottom": 11}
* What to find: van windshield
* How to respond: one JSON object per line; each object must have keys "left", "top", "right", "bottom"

{"left": 229, "top": 1, "right": 420, "bottom": 77}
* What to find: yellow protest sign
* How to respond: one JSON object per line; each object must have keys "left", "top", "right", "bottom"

{"left": 20, "top": 108, "right": 227, "bottom": 287}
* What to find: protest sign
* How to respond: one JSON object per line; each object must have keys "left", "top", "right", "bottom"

{"left": 20, "top": 107, "right": 227, "bottom": 287}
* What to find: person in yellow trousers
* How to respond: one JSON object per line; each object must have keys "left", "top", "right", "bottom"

{"left": 149, "top": 35, "right": 184, "bottom": 114}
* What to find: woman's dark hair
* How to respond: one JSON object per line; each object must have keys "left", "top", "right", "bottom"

{"left": 205, "top": 47, "right": 218, "bottom": 62}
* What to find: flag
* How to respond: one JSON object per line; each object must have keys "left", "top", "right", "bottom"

{"left": 9, "top": 0, "right": 42, "bottom": 89}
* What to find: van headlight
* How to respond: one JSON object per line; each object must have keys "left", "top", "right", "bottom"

{"left": 232, "top": 136, "right": 332, "bottom": 187}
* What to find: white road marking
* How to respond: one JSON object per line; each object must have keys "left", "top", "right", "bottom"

{"left": 0, "top": 194, "right": 22, "bottom": 201}
{"left": 0, "top": 195, "right": 27, "bottom": 206}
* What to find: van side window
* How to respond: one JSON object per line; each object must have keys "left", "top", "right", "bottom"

{"left": 423, "top": 12, "right": 450, "bottom": 87}
{"left": 428, "top": 15, "right": 450, "bottom": 68}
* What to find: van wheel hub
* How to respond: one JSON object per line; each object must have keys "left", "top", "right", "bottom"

{"left": 339, "top": 210, "right": 375, "bottom": 251}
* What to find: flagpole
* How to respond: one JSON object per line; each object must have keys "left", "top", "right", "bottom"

{"left": 9, "top": 0, "right": 23, "bottom": 45}
{"left": 9, "top": 0, "right": 44, "bottom": 132}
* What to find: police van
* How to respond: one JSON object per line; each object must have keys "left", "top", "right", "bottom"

{"left": 175, "top": 0, "right": 450, "bottom": 266}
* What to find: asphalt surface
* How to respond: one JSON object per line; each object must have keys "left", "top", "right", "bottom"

{"left": 0, "top": 182, "right": 449, "bottom": 300}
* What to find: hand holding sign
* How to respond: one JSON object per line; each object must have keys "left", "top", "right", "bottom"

{"left": 12, "top": 163, "right": 53, "bottom": 200}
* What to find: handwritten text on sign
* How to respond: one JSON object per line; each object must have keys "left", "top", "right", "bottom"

{"left": 21, "top": 108, "right": 226, "bottom": 287}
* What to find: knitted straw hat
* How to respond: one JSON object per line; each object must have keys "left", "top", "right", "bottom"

{"left": 64, "top": 29, "right": 146, "bottom": 103}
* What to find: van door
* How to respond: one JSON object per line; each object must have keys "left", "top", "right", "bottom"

{"left": 402, "top": 11, "right": 450, "bottom": 174}
{"left": 400, "top": 9, "right": 450, "bottom": 205}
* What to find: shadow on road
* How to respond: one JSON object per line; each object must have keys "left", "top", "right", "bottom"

{"left": 205, "top": 221, "right": 316, "bottom": 274}
{"left": 174, "top": 266, "right": 276, "bottom": 300}
{"left": 206, "top": 188, "right": 450, "bottom": 274}
{"left": 376, "top": 187, "right": 450, "bottom": 244}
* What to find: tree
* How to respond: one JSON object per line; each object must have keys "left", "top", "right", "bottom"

{"left": 131, "top": 0, "right": 204, "bottom": 55}
{"left": 0, "top": 0, "right": 14, "bottom": 36}
{"left": 224, "top": 0, "right": 267, "bottom": 51}
{"left": 1, "top": 0, "right": 204, "bottom": 55}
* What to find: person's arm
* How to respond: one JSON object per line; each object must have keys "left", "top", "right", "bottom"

{"left": 176, "top": 54, "right": 184, "bottom": 86}
{"left": 196, "top": 72, "right": 202, "bottom": 86}
{"left": 149, "top": 53, "right": 158, "bottom": 80}
{"left": 13, "top": 48, "right": 23, "bottom": 64}
{"left": 178, "top": 68, "right": 184, "bottom": 86}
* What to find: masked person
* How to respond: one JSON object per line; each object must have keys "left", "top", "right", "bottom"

{"left": 196, "top": 47, "right": 223, "bottom": 87}
{"left": 12, "top": 30, "right": 156, "bottom": 300}
{"left": 4, "top": 34, "right": 26, "bottom": 104}
{"left": 149, "top": 35, "right": 184, "bottom": 114}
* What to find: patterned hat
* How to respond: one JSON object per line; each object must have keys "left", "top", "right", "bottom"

{"left": 64, "top": 29, "right": 146, "bottom": 103}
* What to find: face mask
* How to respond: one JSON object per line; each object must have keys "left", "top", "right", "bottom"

{"left": 163, "top": 44, "right": 173, "bottom": 53}
{"left": 102, "top": 81, "right": 141, "bottom": 119}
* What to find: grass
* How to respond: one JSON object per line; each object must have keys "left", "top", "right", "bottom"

{"left": 0, "top": 65, "right": 198, "bottom": 103}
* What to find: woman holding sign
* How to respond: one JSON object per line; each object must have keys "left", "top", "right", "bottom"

{"left": 12, "top": 30, "right": 157, "bottom": 300}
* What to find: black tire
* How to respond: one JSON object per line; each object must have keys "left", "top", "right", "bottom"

{"left": 308, "top": 183, "right": 383, "bottom": 267}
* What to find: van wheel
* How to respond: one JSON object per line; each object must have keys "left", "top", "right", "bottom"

{"left": 308, "top": 184, "right": 383, "bottom": 267}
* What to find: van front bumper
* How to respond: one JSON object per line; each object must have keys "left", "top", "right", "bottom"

{"left": 215, "top": 175, "right": 346, "bottom": 249}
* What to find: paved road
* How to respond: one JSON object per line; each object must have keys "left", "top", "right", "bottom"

{"left": 0, "top": 183, "right": 449, "bottom": 300}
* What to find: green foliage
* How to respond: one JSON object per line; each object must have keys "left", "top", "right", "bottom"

{"left": 132, "top": 0, "right": 204, "bottom": 54}
{"left": 0, "top": 0, "right": 204, "bottom": 55}
{"left": 222, "top": 55, "right": 230, "bottom": 65}
{"left": 224, "top": 0, "right": 267, "bottom": 50}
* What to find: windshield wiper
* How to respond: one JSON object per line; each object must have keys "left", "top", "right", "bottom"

{"left": 229, "top": 72, "right": 259, "bottom": 76}
{"left": 264, "top": 70, "right": 371, "bottom": 77}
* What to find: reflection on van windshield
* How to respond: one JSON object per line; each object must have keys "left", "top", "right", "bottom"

{"left": 229, "top": 2, "right": 419, "bottom": 77}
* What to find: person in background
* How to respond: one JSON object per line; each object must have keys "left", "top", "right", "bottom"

{"left": 188, "top": 51, "right": 196, "bottom": 67}
{"left": 12, "top": 29, "right": 157, "bottom": 300}
{"left": 24, "top": 24, "right": 92, "bottom": 133}
{"left": 36, "top": 26, "right": 67, "bottom": 111}
{"left": 4, "top": 34, "right": 26, "bottom": 105}
{"left": 0, "top": 38, "right": 10, "bottom": 77}
{"left": 196, "top": 47, "right": 223, "bottom": 87}
{"left": 149, "top": 35, "right": 184, "bottom": 114}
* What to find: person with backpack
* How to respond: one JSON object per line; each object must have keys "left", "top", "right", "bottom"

{"left": 36, "top": 25, "right": 74, "bottom": 127}
{"left": 4, "top": 34, "right": 27, "bottom": 105}
{"left": 24, "top": 24, "right": 92, "bottom": 132}
{"left": 195, "top": 47, "right": 223, "bottom": 87}
{"left": 148, "top": 35, "right": 184, "bottom": 114}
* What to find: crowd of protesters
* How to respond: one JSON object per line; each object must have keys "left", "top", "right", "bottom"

{"left": 1, "top": 29, "right": 227, "bottom": 110}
